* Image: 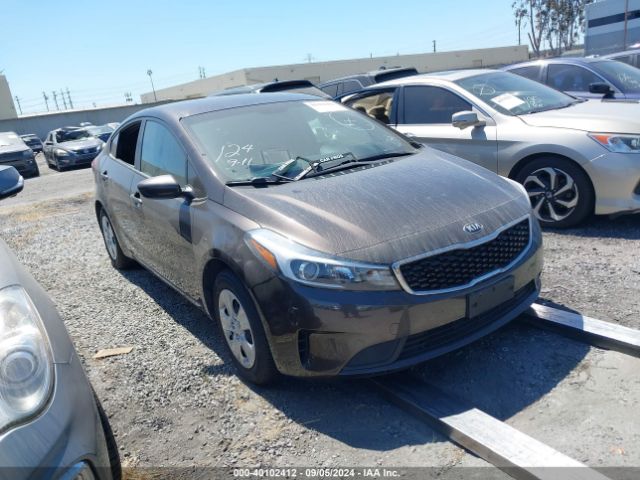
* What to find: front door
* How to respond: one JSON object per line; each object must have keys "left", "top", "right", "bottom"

{"left": 128, "top": 119, "right": 199, "bottom": 299}
{"left": 395, "top": 85, "right": 498, "bottom": 172}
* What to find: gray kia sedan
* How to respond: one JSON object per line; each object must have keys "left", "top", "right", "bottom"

{"left": 94, "top": 93, "right": 542, "bottom": 384}
{"left": 0, "top": 166, "right": 120, "bottom": 479}
{"left": 344, "top": 70, "right": 640, "bottom": 227}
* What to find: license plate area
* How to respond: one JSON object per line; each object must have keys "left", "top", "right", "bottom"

{"left": 467, "top": 276, "right": 515, "bottom": 318}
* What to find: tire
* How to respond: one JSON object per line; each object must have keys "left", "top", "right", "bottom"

{"left": 93, "top": 389, "right": 122, "bottom": 480}
{"left": 213, "top": 270, "right": 278, "bottom": 385}
{"left": 31, "top": 164, "right": 40, "bottom": 177}
{"left": 515, "top": 157, "right": 593, "bottom": 228}
{"left": 99, "top": 209, "right": 135, "bottom": 269}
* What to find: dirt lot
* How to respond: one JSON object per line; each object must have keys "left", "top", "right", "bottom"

{"left": 1, "top": 169, "right": 639, "bottom": 476}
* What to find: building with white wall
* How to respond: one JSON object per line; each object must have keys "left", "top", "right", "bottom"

{"left": 585, "top": 0, "right": 640, "bottom": 55}
{"left": 0, "top": 75, "right": 18, "bottom": 120}
{"left": 141, "top": 45, "right": 529, "bottom": 103}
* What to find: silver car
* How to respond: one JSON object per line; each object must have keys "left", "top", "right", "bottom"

{"left": 0, "top": 166, "right": 120, "bottom": 479}
{"left": 344, "top": 70, "right": 640, "bottom": 227}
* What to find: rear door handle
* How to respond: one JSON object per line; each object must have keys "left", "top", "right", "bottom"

{"left": 130, "top": 191, "right": 143, "bottom": 207}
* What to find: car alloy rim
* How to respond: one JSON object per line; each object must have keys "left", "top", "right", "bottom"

{"left": 100, "top": 215, "right": 118, "bottom": 260}
{"left": 523, "top": 167, "right": 579, "bottom": 223}
{"left": 218, "top": 289, "right": 256, "bottom": 369}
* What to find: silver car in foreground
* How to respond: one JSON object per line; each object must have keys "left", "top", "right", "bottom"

{"left": 344, "top": 70, "right": 640, "bottom": 227}
{"left": 0, "top": 166, "right": 120, "bottom": 479}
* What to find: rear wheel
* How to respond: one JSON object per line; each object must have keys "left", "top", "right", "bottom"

{"left": 515, "top": 158, "right": 593, "bottom": 228}
{"left": 99, "top": 210, "right": 135, "bottom": 269}
{"left": 213, "top": 270, "right": 278, "bottom": 385}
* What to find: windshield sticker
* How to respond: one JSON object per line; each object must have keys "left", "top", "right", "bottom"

{"left": 305, "top": 101, "right": 347, "bottom": 113}
{"left": 492, "top": 93, "right": 526, "bottom": 110}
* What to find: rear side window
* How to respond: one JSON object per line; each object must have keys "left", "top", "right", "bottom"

{"left": 546, "top": 64, "right": 602, "bottom": 92}
{"left": 403, "top": 86, "right": 471, "bottom": 124}
{"left": 509, "top": 66, "right": 541, "bottom": 81}
{"left": 320, "top": 84, "right": 339, "bottom": 97}
{"left": 140, "top": 120, "right": 187, "bottom": 185}
{"left": 341, "top": 80, "right": 363, "bottom": 95}
{"left": 115, "top": 122, "right": 141, "bottom": 165}
{"left": 345, "top": 89, "right": 396, "bottom": 124}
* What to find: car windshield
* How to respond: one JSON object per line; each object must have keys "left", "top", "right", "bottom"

{"left": 591, "top": 60, "right": 640, "bottom": 94}
{"left": 455, "top": 71, "right": 578, "bottom": 115}
{"left": 182, "top": 100, "right": 416, "bottom": 183}
{"left": 0, "top": 132, "right": 25, "bottom": 147}
{"left": 87, "top": 126, "right": 114, "bottom": 135}
{"left": 57, "top": 129, "right": 92, "bottom": 142}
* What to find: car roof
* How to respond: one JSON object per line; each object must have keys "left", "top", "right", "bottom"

{"left": 372, "top": 69, "right": 500, "bottom": 87}
{"left": 127, "top": 92, "right": 327, "bottom": 123}
{"left": 602, "top": 49, "right": 640, "bottom": 59}
{"left": 503, "top": 57, "right": 620, "bottom": 70}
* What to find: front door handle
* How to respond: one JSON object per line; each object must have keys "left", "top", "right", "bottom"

{"left": 100, "top": 170, "right": 109, "bottom": 181}
{"left": 130, "top": 191, "right": 143, "bottom": 207}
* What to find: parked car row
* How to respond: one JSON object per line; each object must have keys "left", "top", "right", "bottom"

{"left": 0, "top": 166, "right": 120, "bottom": 480}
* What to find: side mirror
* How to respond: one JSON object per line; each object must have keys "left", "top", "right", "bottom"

{"left": 589, "top": 82, "right": 613, "bottom": 95}
{"left": 0, "top": 166, "right": 24, "bottom": 201}
{"left": 452, "top": 111, "right": 486, "bottom": 129}
{"left": 137, "top": 175, "right": 193, "bottom": 201}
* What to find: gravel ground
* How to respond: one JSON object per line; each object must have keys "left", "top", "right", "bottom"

{"left": 1, "top": 181, "right": 639, "bottom": 476}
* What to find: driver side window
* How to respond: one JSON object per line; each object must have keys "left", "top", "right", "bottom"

{"left": 403, "top": 86, "right": 472, "bottom": 124}
{"left": 139, "top": 120, "right": 187, "bottom": 185}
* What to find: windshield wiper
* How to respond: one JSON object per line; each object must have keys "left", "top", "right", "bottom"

{"left": 527, "top": 101, "right": 580, "bottom": 115}
{"left": 225, "top": 177, "right": 293, "bottom": 187}
{"left": 298, "top": 151, "right": 413, "bottom": 180}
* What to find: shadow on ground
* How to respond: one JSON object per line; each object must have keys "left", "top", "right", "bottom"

{"left": 120, "top": 267, "right": 590, "bottom": 450}
{"left": 542, "top": 213, "right": 640, "bottom": 240}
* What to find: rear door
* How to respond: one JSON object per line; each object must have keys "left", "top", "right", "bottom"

{"left": 100, "top": 121, "right": 142, "bottom": 251}
{"left": 394, "top": 85, "right": 498, "bottom": 172}
{"left": 127, "top": 119, "right": 200, "bottom": 299}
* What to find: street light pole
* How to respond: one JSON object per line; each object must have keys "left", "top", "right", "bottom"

{"left": 147, "top": 69, "right": 157, "bottom": 102}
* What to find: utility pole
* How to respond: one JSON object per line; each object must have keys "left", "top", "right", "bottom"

{"left": 147, "top": 69, "right": 157, "bottom": 102}
{"left": 42, "top": 91, "right": 49, "bottom": 111}
{"left": 198, "top": 66, "right": 206, "bottom": 79}
{"left": 432, "top": 40, "right": 436, "bottom": 53}
{"left": 305, "top": 53, "right": 314, "bottom": 63}
{"left": 14, "top": 96, "right": 22, "bottom": 115}
{"left": 52, "top": 91, "right": 59, "bottom": 110}
{"left": 60, "top": 89, "right": 67, "bottom": 109}
{"left": 66, "top": 87, "right": 74, "bottom": 109}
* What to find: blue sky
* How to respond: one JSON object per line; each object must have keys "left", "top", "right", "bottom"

{"left": 1, "top": 0, "right": 519, "bottom": 114}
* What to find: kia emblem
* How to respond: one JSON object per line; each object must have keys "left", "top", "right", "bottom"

{"left": 463, "top": 223, "right": 484, "bottom": 234}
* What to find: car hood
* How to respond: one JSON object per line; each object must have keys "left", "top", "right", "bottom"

{"left": 519, "top": 99, "right": 640, "bottom": 133}
{"left": 223, "top": 149, "right": 531, "bottom": 264}
{"left": 58, "top": 138, "right": 103, "bottom": 151}
{"left": 0, "top": 144, "right": 30, "bottom": 156}
{"left": 0, "top": 238, "right": 72, "bottom": 363}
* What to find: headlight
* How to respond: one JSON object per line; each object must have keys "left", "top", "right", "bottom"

{"left": 0, "top": 286, "right": 54, "bottom": 434}
{"left": 245, "top": 229, "right": 400, "bottom": 291}
{"left": 21, "top": 150, "right": 33, "bottom": 159}
{"left": 54, "top": 148, "right": 70, "bottom": 157}
{"left": 589, "top": 133, "right": 640, "bottom": 153}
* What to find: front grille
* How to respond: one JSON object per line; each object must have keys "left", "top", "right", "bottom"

{"left": 397, "top": 218, "right": 530, "bottom": 293}
{"left": 397, "top": 280, "right": 536, "bottom": 361}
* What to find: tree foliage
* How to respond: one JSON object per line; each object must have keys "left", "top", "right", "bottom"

{"left": 512, "top": 0, "right": 593, "bottom": 56}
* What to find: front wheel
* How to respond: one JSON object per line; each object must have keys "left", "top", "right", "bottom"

{"left": 213, "top": 270, "right": 278, "bottom": 385}
{"left": 516, "top": 158, "right": 593, "bottom": 228}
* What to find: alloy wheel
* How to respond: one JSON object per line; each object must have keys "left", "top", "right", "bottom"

{"left": 218, "top": 289, "right": 256, "bottom": 369}
{"left": 101, "top": 215, "right": 118, "bottom": 260}
{"left": 523, "top": 167, "right": 579, "bottom": 223}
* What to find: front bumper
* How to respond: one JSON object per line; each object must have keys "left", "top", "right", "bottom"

{"left": 0, "top": 350, "right": 112, "bottom": 480}
{"left": 250, "top": 225, "right": 543, "bottom": 377}
{"left": 587, "top": 151, "right": 640, "bottom": 215}
{"left": 57, "top": 152, "right": 100, "bottom": 168}
{"left": 0, "top": 160, "right": 38, "bottom": 178}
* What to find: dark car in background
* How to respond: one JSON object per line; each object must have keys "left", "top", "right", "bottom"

{"left": 84, "top": 125, "right": 116, "bottom": 142}
{"left": 0, "top": 132, "right": 39, "bottom": 178}
{"left": 20, "top": 134, "right": 44, "bottom": 154}
{"left": 43, "top": 127, "right": 104, "bottom": 171}
{"left": 504, "top": 57, "right": 640, "bottom": 100}
{"left": 602, "top": 48, "right": 640, "bottom": 69}
{"left": 212, "top": 79, "right": 329, "bottom": 98}
{"left": 319, "top": 67, "right": 418, "bottom": 98}
{"left": 0, "top": 166, "right": 121, "bottom": 480}
{"left": 93, "top": 93, "right": 542, "bottom": 385}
